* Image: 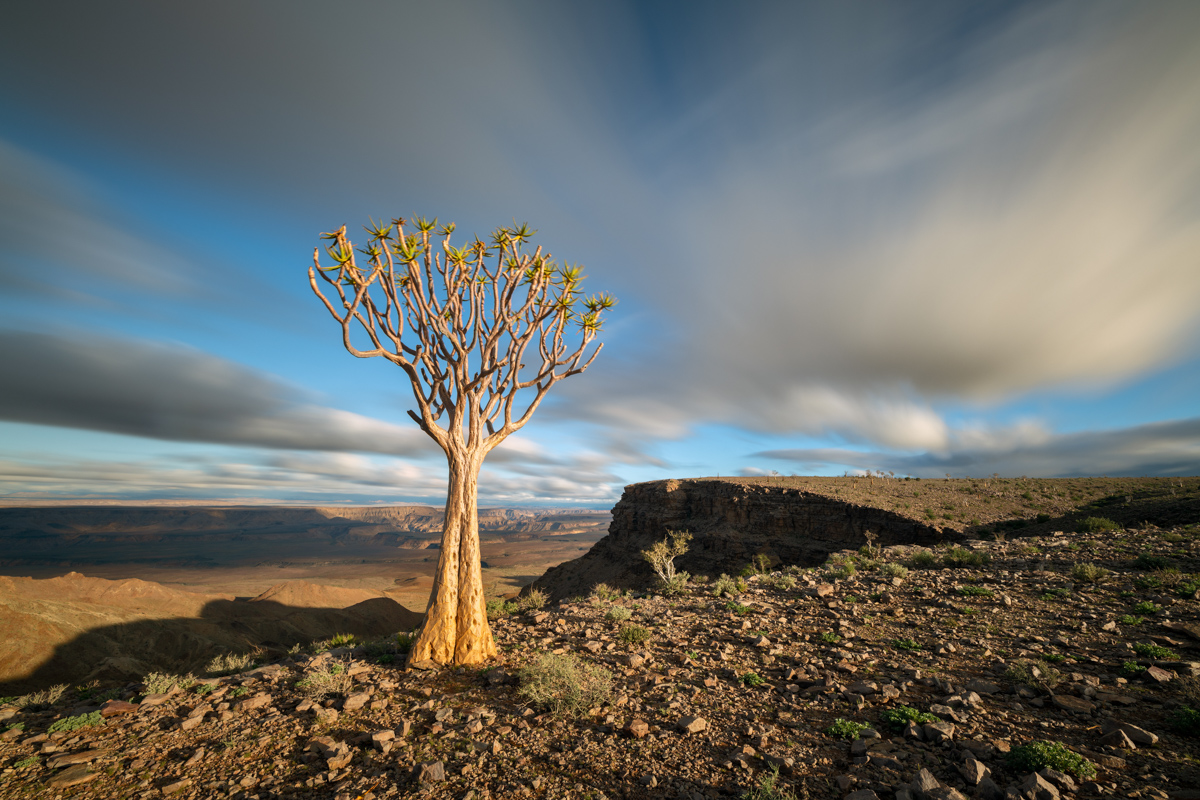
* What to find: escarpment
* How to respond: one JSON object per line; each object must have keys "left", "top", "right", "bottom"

{"left": 532, "top": 478, "right": 949, "bottom": 601}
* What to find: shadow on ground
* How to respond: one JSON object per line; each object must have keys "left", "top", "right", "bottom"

{"left": 0, "top": 596, "right": 423, "bottom": 696}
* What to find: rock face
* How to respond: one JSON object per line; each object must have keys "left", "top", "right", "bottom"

{"left": 533, "top": 479, "right": 947, "bottom": 600}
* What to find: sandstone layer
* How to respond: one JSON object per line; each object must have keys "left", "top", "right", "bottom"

{"left": 534, "top": 479, "right": 948, "bottom": 601}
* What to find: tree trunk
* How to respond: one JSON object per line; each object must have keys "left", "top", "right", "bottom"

{"left": 407, "top": 449, "right": 497, "bottom": 667}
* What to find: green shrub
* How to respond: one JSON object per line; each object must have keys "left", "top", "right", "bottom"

{"left": 1169, "top": 706, "right": 1200, "bottom": 736}
{"left": 395, "top": 631, "right": 416, "bottom": 652}
{"left": 908, "top": 550, "right": 937, "bottom": 569}
{"left": 142, "top": 672, "right": 190, "bottom": 695}
{"left": 229, "top": 686, "right": 249, "bottom": 699}
{"left": 206, "top": 651, "right": 256, "bottom": 677}
{"left": 1133, "top": 554, "right": 1171, "bottom": 571}
{"left": 328, "top": 632, "right": 356, "bottom": 648}
{"left": 725, "top": 601, "right": 751, "bottom": 616}
{"left": 1041, "top": 588, "right": 1071, "bottom": 600}
{"left": 1121, "top": 661, "right": 1147, "bottom": 677}
{"left": 294, "top": 664, "right": 351, "bottom": 699}
{"left": 825, "top": 554, "right": 856, "bottom": 580}
{"left": 519, "top": 588, "right": 548, "bottom": 610}
{"left": 957, "top": 585, "right": 993, "bottom": 597}
{"left": 1078, "top": 517, "right": 1119, "bottom": 534}
{"left": 820, "top": 632, "right": 841, "bottom": 644}
{"left": 1178, "top": 579, "right": 1200, "bottom": 598}
{"left": 765, "top": 574, "right": 798, "bottom": 591}
{"left": 193, "top": 682, "right": 215, "bottom": 695}
{"left": 879, "top": 705, "right": 939, "bottom": 731}
{"left": 741, "top": 672, "right": 766, "bottom": 687}
{"left": 1004, "top": 659, "right": 1063, "bottom": 688}
{"left": 1007, "top": 741, "right": 1095, "bottom": 780}
{"left": 13, "top": 756, "right": 38, "bottom": 769}
{"left": 605, "top": 606, "right": 632, "bottom": 622}
{"left": 893, "top": 638, "right": 921, "bottom": 652}
{"left": 712, "top": 574, "right": 741, "bottom": 597}
{"left": 591, "top": 583, "right": 620, "bottom": 602}
{"left": 518, "top": 652, "right": 613, "bottom": 717}
{"left": 880, "top": 562, "right": 909, "bottom": 580}
{"left": 942, "top": 546, "right": 988, "bottom": 568}
{"left": 486, "top": 598, "right": 520, "bottom": 619}
{"left": 1133, "top": 642, "right": 1179, "bottom": 660}
{"left": 740, "top": 766, "right": 797, "bottom": 800}
{"left": 826, "top": 718, "right": 869, "bottom": 740}
{"left": 1132, "top": 601, "right": 1161, "bottom": 615}
{"left": 619, "top": 624, "right": 650, "bottom": 644}
{"left": 47, "top": 711, "right": 102, "bottom": 734}
{"left": 1071, "top": 562, "right": 1109, "bottom": 584}
{"left": 1117, "top": 615, "right": 1143, "bottom": 626}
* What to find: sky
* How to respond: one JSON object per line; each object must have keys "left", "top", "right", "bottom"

{"left": 1, "top": 0, "right": 1199, "bottom": 508}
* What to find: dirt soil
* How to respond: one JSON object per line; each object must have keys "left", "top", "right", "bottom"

{"left": 3, "top": 503, "right": 1200, "bottom": 799}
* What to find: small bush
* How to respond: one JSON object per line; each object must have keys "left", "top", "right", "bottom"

{"left": 519, "top": 588, "right": 548, "bottom": 611}
{"left": 206, "top": 651, "right": 256, "bottom": 677}
{"left": 328, "top": 632, "right": 356, "bottom": 648}
{"left": 656, "top": 572, "right": 691, "bottom": 595}
{"left": 725, "top": 601, "right": 751, "bottom": 616}
{"left": 48, "top": 711, "right": 102, "bottom": 734}
{"left": 1117, "top": 615, "right": 1143, "bottom": 626}
{"left": 825, "top": 553, "right": 856, "bottom": 580}
{"left": 1078, "top": 517, "right": 1119, "bottom": 534}
{"left": 765, "top": 574, "right": 798, "bottom": 591}
{"left": 879, "top": 705, "right": 939, "bottom": 731}
{"left": 619, "top": 624, "right": 650, "bottom": 644}
{"left": 740, "top": 766, "right": 797, "bottom": 800}
{"left": 942, "top": 546, "right": 988, "bottom": 568}
{"left": 395, "top": 631, "right": 416, "bottom": 652}
{"left": 294, "top": 664, "right": 352, "bottom": 699}
{"left": 712, "top": 574, "right": 741, "bottom": 597}
{"left": 820, "top": 631, "right": 841, "bottom": 644}
{"left": 1132, "top": 600, "right": 1161, "bottom": 616}
{"left": 1133, "top": 642, "right": 1179, "bottom": 660}
{"left": 9, "top": 683, "right": 69, "bottom": 709}
{"left": 1004, "top": 659, "right": 1062, "bottom": 688}
{"left": 741, "top": 672, "right": 766, "bottom": 687}
{"left": 518, "top": 652, "right": 613, "bottom": 717}
{"left": 591, "top": 583, "right": 620, "bottom": 602}
{"left": 605, "top": 605, "right": 632, "bottom": 622}
{"left": 826, "top": 718, "right": 869, "bottom": 740}
{"left": 486, "top": 598, "right": 520, "bottom": 619}
{"left": 1121, "top": 661, "right": 1147, "bottom": 677}
{"left": 892, "top": 638, "right": 921, "bottom": 652}
{"left": 1133, "top": 554, "right": 1171, "bottom": 571}
{"left": 143, "top": 672, "right": 189, "bottom": 695}
{"left": 908, "top": 550, "right": 937, "bottom": 569}
{"left": 13, "top": 756, "right": 38, "bottom": 769}
{"left": 880, "top": 562, "right": 909, "bottom": 580}
{"left": 194, "top": 682, "right": 215, "bottom": 695}
{"left": 1041, "top": 588, "right": 1071, "bottom": 600}
{"left": 1071, "top": 562, "right": 1109, "bottom": 584}
{"left": 1169, "top": 706, "right": 1200, "bottom": 736}
{"left": 957, "top": 585, "right": 993, "bottom": 597}
{"left": 1007, "top": 741, "right": 1095, "bottom": 780}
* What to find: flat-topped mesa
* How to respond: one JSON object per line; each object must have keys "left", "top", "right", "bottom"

{"left": 532, "top": 478, "right": 951, "bottom": 602}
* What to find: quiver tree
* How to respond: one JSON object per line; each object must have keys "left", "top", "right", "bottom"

{"left": 309, "top": 216, "right": 613, "bottom": 667}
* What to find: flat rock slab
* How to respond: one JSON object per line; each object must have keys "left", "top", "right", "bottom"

{"left": 1051, "top": 695, "right": 1095, "bottom": 714}
{"left": 46, "top": 764, "right": 97, "bottom": 788}
{"left": 100, "top": 699, "right": 139, "bottom": 717}
{"left": 47, "top": 749, "right": 107, "bottom": 769}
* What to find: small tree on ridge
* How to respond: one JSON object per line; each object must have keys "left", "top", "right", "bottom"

{"left": 309, "top": 216, "right": 613, "bottom": 666}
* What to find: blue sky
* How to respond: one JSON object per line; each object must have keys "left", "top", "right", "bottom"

{"left": 1, "top": 0, "right": 1199, "bottom": 507}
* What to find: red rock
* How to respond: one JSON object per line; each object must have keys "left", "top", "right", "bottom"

{"left": 99, "top": 699, "right": 139, "bottom": 718}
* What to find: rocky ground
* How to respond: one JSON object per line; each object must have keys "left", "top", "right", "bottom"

{"left": 4, "top": 520, "right": 1200, "bottom": 800}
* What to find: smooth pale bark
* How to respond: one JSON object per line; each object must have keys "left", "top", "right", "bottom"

{"left": 407, "top": 450, "right": 497, "bottom": 666}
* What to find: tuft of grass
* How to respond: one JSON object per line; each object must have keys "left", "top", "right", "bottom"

{"left": 957, "top": 585, "right": 993, "bottom": 597}
{"left": 1004, "top": 659, "right": 1063, "bottom": 688}
{"left": 143, "top": 672, "right": 191, "bottom": 695}
{"left": 1133, "top": 553, "right": 1172, "bottom": 571}
{"left": 826, "top": 718, "right": 869, "bottom": 740}
{"left": 1078, "top": 517, "right": 1119, "bottom": 534}
{"left": 1169, "top": 706, "right": 1200, "bottom": 736}
{"left": 206, "top": 650, "right": 257, "bottom": 677}
{"left": 908, "top": 550, "right": 937, "bottom": 569}
{"left": 519, "top": 587, "right": 549, "bottom": 611}
{"left": 941, "top": 545, "right": 989, "bottom": 568}
{"left": 741, "top": 671, "right": 766, "bottom": 687}
{"left": 1132, "top": 600, "right": 1161, "bottom": 616}
{"left": 712, "top": 574, "right": 745, "bottom": 597}
{"left": 740, "top": 766, "right": 797, "bottom": 800}
{"left": 764, "top": 574, "right": 798, "bottom": 591}
{"left": 294, "top": 664, "right": 351, "bottom": 699}
{"left": 618, "top": 624, "right": 650, "bottom": 645}
{"left": 879, "top": 705, "right": 939, "bottom": 731}
{"left": 1132, "top": 642, "right": 1179, "bottom": 660}
{"left": 605, "top": 606, "right": 632, "bottom": 622}
{"left": 1007, "top": 741, "right": 1096, "bottom": 780}
{"left": 47, "top": 711, "right": 103, "bottom": 734}
{"left": 486, "top": 598, "right": 520, "bottom": 619}
{"left": 590, "top": 583, "right": 620, "bottom": 602}
{"left": 518, "top": 652, "right": 612, "bottom": 718}
{"left": 1071, "top": 562, "right": 1109, "bottom": 584}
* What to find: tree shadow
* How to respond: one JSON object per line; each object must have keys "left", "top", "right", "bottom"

{"left": 1, "top": 595, "right": 423, "bottom": 695}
